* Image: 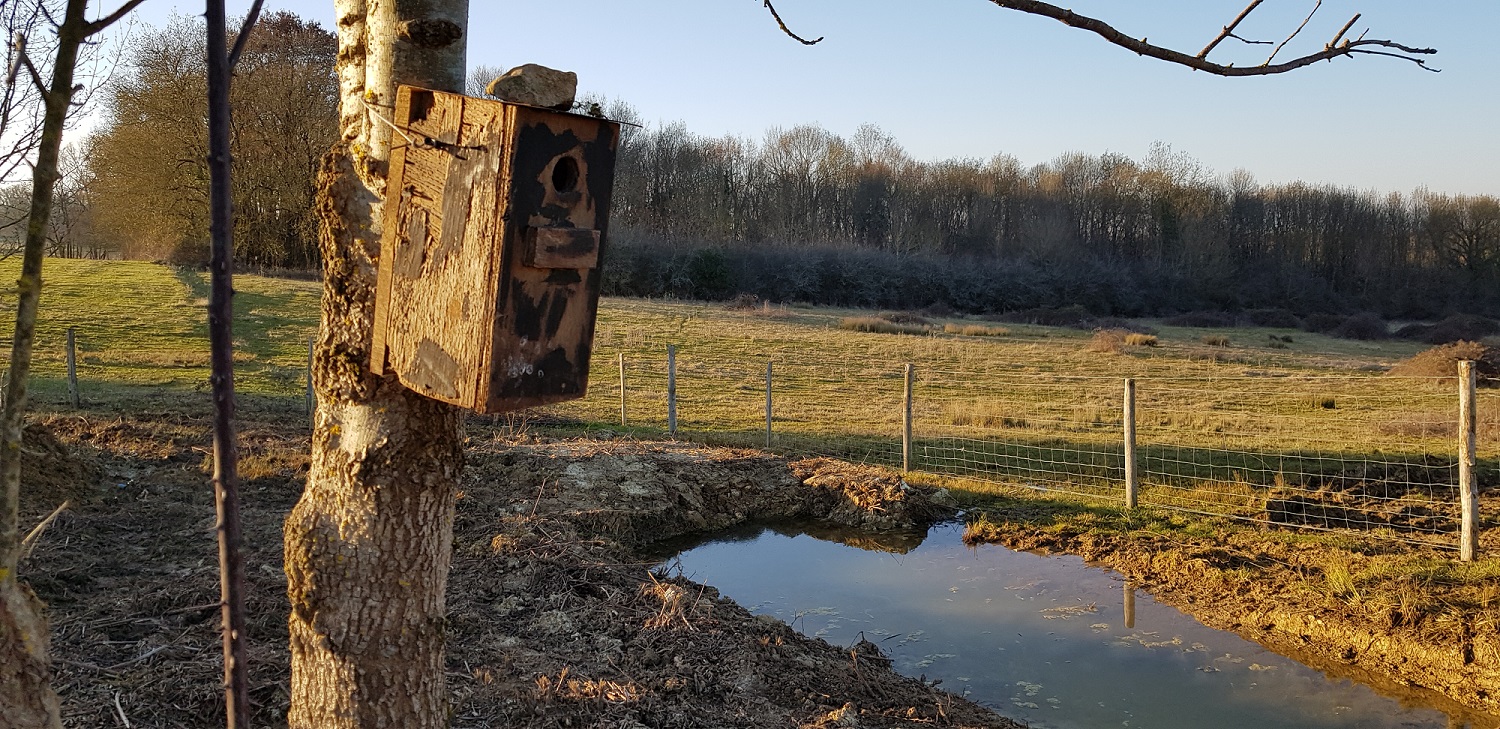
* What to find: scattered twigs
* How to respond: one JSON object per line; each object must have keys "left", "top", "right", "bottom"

{"left": 1197, "top": 0, "right": 1265, "bottom": 59}
{"left": 984, "top": 0, "right": 1437, "bottom": 75}
{"left": 18, "top": 498, "right": 67, "bottom": 561}
{"left": 1265, "top": 0, "right": 1322, "bottom": 66}
{"left": 112, "top": 691, "right": 132, "bottom": 728}
{"left": 760, "top": 0, "right": 822, "bottom": 46}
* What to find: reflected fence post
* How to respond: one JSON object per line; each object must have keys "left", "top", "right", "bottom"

{"left": 1124, "top": 581, "right": 1136, "bottom": 630}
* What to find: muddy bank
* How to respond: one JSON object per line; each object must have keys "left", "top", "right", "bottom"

{"left": 22, "top": 414, "right": 1015, "bottom": 728}
{"left": 964, "top": 506, "right": 1500, "bottom": 722}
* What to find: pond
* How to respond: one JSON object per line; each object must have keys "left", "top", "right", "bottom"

{"left": 656, "top": 521, "right": 1483, "bottom": 729}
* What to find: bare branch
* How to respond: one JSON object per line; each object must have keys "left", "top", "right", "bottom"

{"left": 1197, "top": 0, "right": 1264, "bottom": 59}
{"left": 761, "top": 0, "right": 822, "bottom": 46}
{"left": 1225, "top": 32, "right": 1272, "bottom": 47}
{"left": 226, "top": 0, "right": 265, "bottom": 70}
{"left": 84, "top": 0, "right": 148, "bottom": 37}
{"left": 984, "top": 0, "right": 1436, "bottom": 76}
{"left": 1265, "top": 0, "right": 1322, "bottom": 66}
{"left": 1350, "top": 46, "right": 1440, "bottom": 71}
{"left": 19, "top": 55, "right": 46, "bottom": 97}
{"left": 1327, "top": 13, "right": 1359, "bottom": 50}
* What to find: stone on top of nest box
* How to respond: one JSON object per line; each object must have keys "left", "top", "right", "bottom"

{"left": 485, "top": 63, "right": 577, "bottom": 110}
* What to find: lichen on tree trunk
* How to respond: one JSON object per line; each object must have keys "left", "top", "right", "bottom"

{"left": 284, "top": 0, "right": 467, "bottom": 726}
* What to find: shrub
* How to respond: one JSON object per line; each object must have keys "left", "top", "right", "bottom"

{"left": 1201, "top": 334, "right": 1230, "bottom": 347}
{"left": 1301, "top": 313, "right": 1347, "bottom": 334}
{"left": 943, "top": 323, "right": 1009, "bottom": 337}
{"left": 1394, "top": 315, "right": 1500, "bottom": 345}
{"left": 1165, "top": 311, "right": 1236, "bottom": 328}
{"left": 724, "top": 292, "right": 761, "bottom": 311}
{"left": 1308, "top": 396, "right": 1337, "bottom": 409}
{"left": 1096, "top": 317, "right": 1157, "bottom": 335}
{"left": 922, "top": 301, "right": 955, "bottom": 318}
{"left": 1331, "top": 312, "right": 1388, "bottom": 340}
{"left": 1086, "top": 329, "right": 1127, "bottom": 353}
{"left": 1388, "top": 341, "right": 1500, "bottom": 382}
{"left": 994, "top": 305, "right": 1092, "bottom": 327}
{"left": 877, "top": 311, "right": 932, "bottom": 326}
{"left": 1124, "top": 333, "right": 1158, "bottom": 347}
{"left": 1241, "top": 308, "right": 1302, "bottom": 328}
{"left": 839, "top": 317, "right": 929, "bottom": 336}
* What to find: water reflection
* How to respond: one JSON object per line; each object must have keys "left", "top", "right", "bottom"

{"left": 662, "top": 521, "right": 1490, "bottom": 729}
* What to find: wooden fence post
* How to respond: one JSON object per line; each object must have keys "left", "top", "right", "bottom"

{"left": 1124, "top": 378, "right": 1138, "bottom": 509}
{"left": 305, "top": 336, "right": 315, "bottom": 418}
{"left": 903, "top": 363, "right": 914, "bottom": 473}
{"left": 765, "top": 361, "right": 773, "bottom": 450}
{"left": 65, "top": 326, "right": 79, "bottom": 408}
{"left": 619, "top": 352, "right": 627, "bottom": 427}
{"left": 667, "top": 345, "right": 677, "bottom": 436}
{"left": 1460, "top": 360, "right": 1478, "bottom": 561}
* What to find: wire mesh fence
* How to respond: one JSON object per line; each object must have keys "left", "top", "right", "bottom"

{"left": 540, "top": 345, "right": 1499, "bottom": 551}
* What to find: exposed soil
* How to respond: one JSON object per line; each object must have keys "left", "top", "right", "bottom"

{"left": 22, "top": 408, "right": 1500, "bottom": 727}
{"left": 19, "top": 411, "right": 1014, "bottom": 728}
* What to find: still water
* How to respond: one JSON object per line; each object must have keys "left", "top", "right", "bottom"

{"left": 659, "top": 522, "right": 1479, "bottom": 729}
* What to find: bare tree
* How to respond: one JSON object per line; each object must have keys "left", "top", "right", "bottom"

{"left": 285, "top": 1, "right": 466, "bottom": 727}
{"left": 0, "top": 3, "right": 146, "bottom": 726}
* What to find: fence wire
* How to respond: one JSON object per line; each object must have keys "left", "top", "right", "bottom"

{"left": 544, "top": 347, "right": 1498, "bottom": 550}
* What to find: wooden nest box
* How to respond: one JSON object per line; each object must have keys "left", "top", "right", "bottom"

{"left": 371, "top": 86, "right": 620, "bottom": 413}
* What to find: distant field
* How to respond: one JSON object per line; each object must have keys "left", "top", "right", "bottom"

{"left": 1, "top": 259, "right": 1495, "bottom": 541}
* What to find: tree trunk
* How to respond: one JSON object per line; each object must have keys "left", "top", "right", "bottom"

{"left": 284, "top": 1, "right": 467, "bottom": 726}
{"left": 0, "top": 2, "right": 88, "bottom": 726}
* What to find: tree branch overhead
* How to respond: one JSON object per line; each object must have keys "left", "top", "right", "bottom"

{"left": 984, "top": 0, "right": 1437, "bottom": 74}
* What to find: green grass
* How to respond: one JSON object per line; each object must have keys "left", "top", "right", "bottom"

{"left": 3, "top": 259, "right": 1496, "bottom": 546}
{"left": 0, "top": 259, "right": 320, "bottom": 410}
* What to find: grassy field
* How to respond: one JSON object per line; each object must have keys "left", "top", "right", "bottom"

{"left": 2, "top": 258, "right": 1496, "bottom": 542}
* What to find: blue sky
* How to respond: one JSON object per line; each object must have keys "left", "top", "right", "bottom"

{"left": 121, "top": 1, "right": 1498, "bottom": 196}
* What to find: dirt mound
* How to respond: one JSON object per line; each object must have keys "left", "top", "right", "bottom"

{"left": 18, "top": 421, "right": 105, "bottom": 512}
{"left": 1388, "top": 340, "right": 1500, "bottom": 382}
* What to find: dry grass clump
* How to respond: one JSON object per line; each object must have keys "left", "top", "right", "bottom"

{"left": 1201, "top": 334, "right": 1231, "bottom": 347}
{"left": 1124, "top": 333, "right": 1158, "bottom": 347}
{"left": 961, "top": 512, "right": 1004, "bottom": 545}
{"left": 942, "top": 322, "right": 1009, "bottom": 337}
{"left": 1387, "top": 340, "right": 1500, "bottom": 383}
{"left": 1086, "top": 328, "right": 1127, "bottom": 353}
{"left": 839, "top": 316, "right": 930, "bottom": 336}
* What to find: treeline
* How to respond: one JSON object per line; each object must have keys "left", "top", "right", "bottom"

{"left": 607, "top": 125, "right": 1500, "bottom": 318}
{"left": 4, "top": 13, "right": 338, "bottom": 266}
{"left": 43, "top": 11, "right": 1499, "bottom": 319}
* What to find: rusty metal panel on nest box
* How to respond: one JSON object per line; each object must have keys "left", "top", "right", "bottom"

{"left": 371, "top": 86, "right": 619, "bottom": 413}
